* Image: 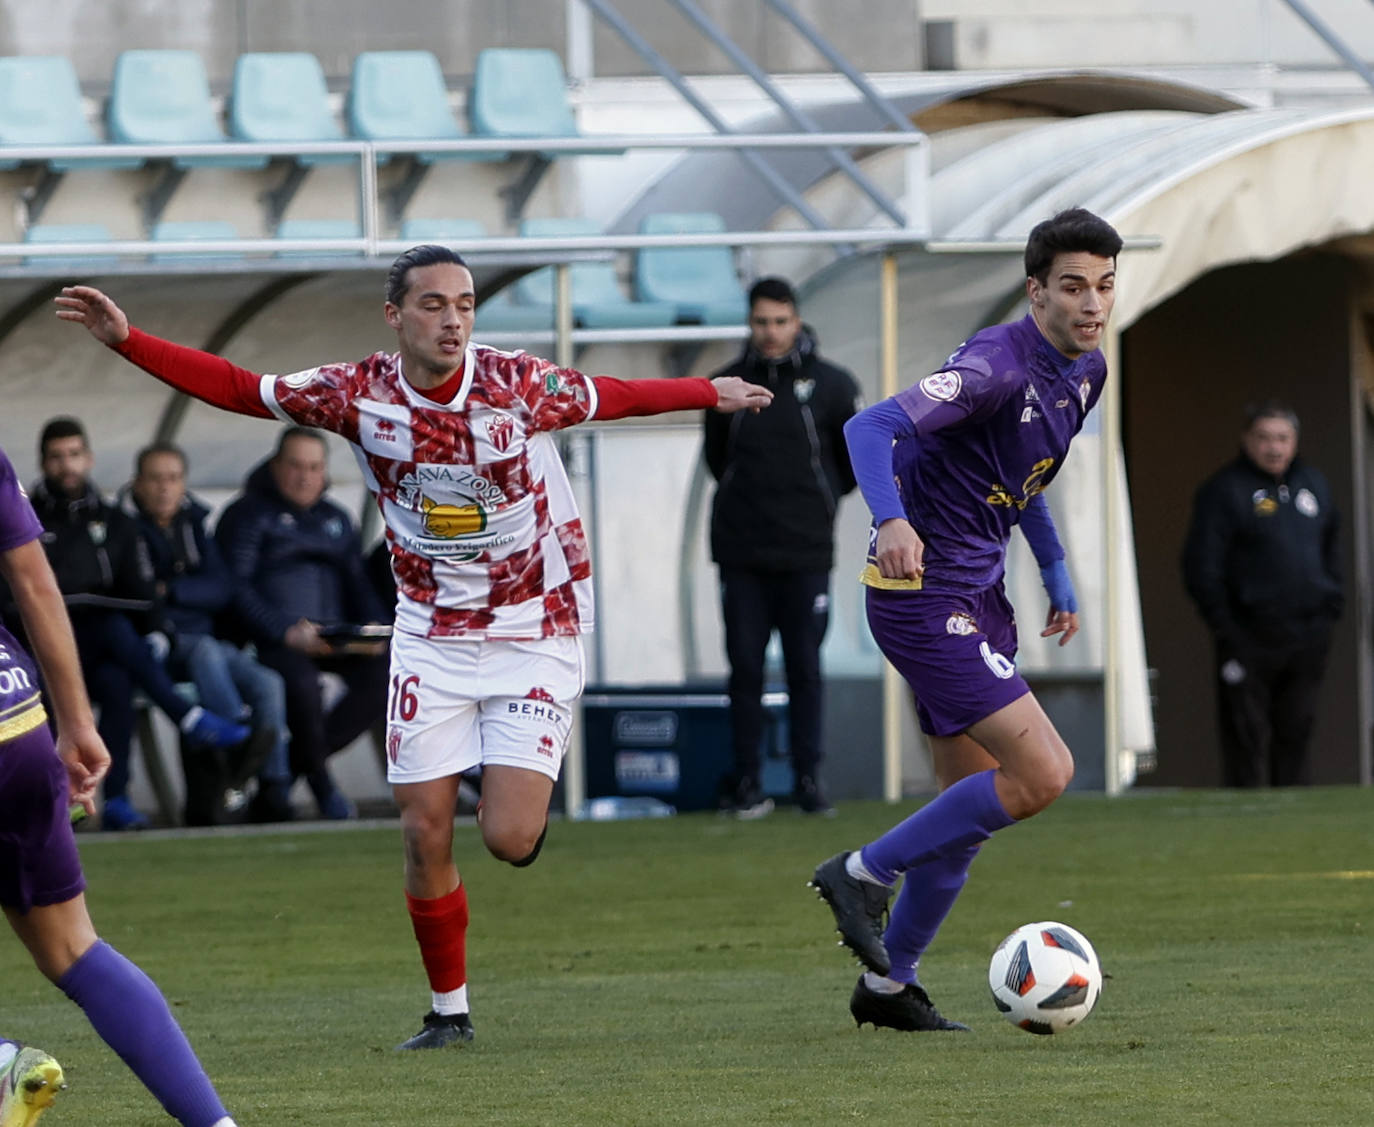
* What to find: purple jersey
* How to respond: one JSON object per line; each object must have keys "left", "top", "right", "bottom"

{"left": 0, "top": 446, "right": 47, "bottom": 738}
{"left": 886, "top": 314, "right": 1105, "bottom": 592}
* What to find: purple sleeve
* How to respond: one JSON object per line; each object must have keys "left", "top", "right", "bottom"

{"left": 1019, "top": 493, "right": 1064, "bottom": 566}
{"left": 843, "top": 398, "right": 916, "bottom": 525}
{"left": 0, "top": 449, "right": 42, "bottom": 552}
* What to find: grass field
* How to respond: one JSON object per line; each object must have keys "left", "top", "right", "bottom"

{"left": 5, "top": 787, "right": 1373, "bottom": 1125}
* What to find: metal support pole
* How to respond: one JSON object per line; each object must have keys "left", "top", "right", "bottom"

{"left": 1286, "top": 0, "right": 1374, "bottom": 91}
{"left": 879, "top": 250, "right": 902, "bottom": 803}
{"left": 566, "top": 0, "right": 595, "bottom": 82}
{"left": 579, "top": 0, "right": 833, "bottom": 231}
{"left": 1101, "top": 325, "right": 1123, "bottom": 796}
{"left": 556, "top": 262, "right": 587, "bottom": 820}
{"left": 667, "top": 0, "right": 906, "bottom": 225}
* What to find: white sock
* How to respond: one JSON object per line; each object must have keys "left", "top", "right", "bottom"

{"left": 209, "top": 1119, "right": 238, "bottom": 1127}
{"left": 432, "top": 985, "right": 468, "bottom": 1016}
{"left": 179, "top": 705, "right": 204, "bottom": 733}
{"left": 863, "top": 972, "right": 905, "bottom": 995}
{"left": 845, "top": 851, "right": 888, "bottom": 886}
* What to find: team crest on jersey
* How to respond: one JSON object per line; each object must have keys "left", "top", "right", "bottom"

{"left": 1078, "top": 378, "right": 1091, "bottom": 409}
{"left": 1296, "top": 488, "right": 1319, "bottom": 517}
{"left": 88, "top": 521, "right": 106, "bottom": 545}
{"left": 386, "top": 726, "right": 402, "bottom": 764}
{"left": 486, "top": 412, "right": 515, "bottom": 453}
{"left": 794, "top": 378, "right": 815, "bottom": 404}
{"left": 946, "top": 612, "right": 978, "bottom": 636}
{"left": 920, "top": 371, "right": 962, "bottom": 402}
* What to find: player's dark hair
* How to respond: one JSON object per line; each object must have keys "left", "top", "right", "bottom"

{"left": 39, "top": 415, "right": 87, "bottom": 456}
{"left": 134, "top": 440, "right": 186, "bottom": 478}
{"left": 386, "top": 244, "right": 468, "bottom": 306}
{"left": 1024, "top": 208, "right": 1123, "bottom": 283}
{"left": 748, "top": 276, "right": 797, "bottom": 310}
{"left": 1244, "top": 398, "right": 1300, "bottom": 436}
{"left": 273, "top": 425, "right": 327, "bottom": 460}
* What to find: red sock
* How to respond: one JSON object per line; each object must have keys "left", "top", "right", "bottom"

{"left": 405, "top": 885, "right": 468, "bottom": 993}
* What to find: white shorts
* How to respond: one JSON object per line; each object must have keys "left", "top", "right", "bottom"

{"left": 384, "top": 630, "right": 586, "bottom": 785}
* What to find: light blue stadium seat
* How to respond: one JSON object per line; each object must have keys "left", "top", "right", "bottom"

{"left": 275, "top": 218, "right": 362, "bottom": 257}
{"left": 635, "top": 212, "right": 749, "bottom": 325}
{"left": 469, "top": 49, "right": 623, "bottom": 159}
{"left": 347, "top": 51, "right": 495, "bottom": 164}
{"left": 109, "top": 50, "right": 266, "bottom": 169}
{"left": 150, "top": 220, "right": 242, "bottom": 263}
{"left": 398, "top": 217, "right": 488, "bottom": 245}
{"left": 23, "top": 222, "right": 118, "bottom": 267}
{"left": 230, "top": 52, "right": 348, "bottom": 166}
{"left": 515, "top": 217, "right": 676, "bottom": 329}
{"left": 0, "top": 56, "right": 139, "bottom": 171}
{"left": 478, "top": 291, "right": 556, "bottom": 333}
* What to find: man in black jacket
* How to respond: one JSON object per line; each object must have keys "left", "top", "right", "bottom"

{"left": 28, "top": 418, "right": 249, "bottom": 829}
{"left": 215, "top": 426, "right": 389, "bottom": 819}
{"left": 704, "top": 277, "right": 862, "bottom": 816}
{"left": 1182, "top": 401, "right": 1342, "bottom": 787}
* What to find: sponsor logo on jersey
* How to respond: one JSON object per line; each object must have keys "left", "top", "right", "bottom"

{"left": 508, "top": 694, "right": 566, "bottom": 727}
{"left": 1252, "top": 490, "right": 1278, "bottom": 517}
{"left": 398, "top": 464, "right": 507, "bottom": 506}
{"left": 1055, "top": 399, "right": 1070, "bottom": 409}
{"left": 372, "top": 418, "right": 399, "bottom": 443}
{"left": 526, "top": 686, "right": 556, "bottom": 704}
{"left": 1024, "top": 382, "right": 1040, "bottom": 403}
{"left": 420, "top": 494, "right": 486, "bottom": 538}
{"left": 986, "top": 458, "right": 1055, "bottom": 510}
{"left": 920, "top": 370, "right": 962, "bottom": 402}
{"left": 486, "top": 412, "right": 515, "bottom": 453}
{"left": 1296, "top": 488, "right": 1319, "bottom": 517}
{"left": 794, "top": 378, "right": 815, "bottom": 404}
{"left": 946, "top": 612, "right": 978, "bottom": 636}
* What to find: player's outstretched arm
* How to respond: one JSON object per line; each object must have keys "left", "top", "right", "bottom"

{"left": 710, "top": 375, "right": 772, "bottom": 414}
{"left": 55, "top": 286, "right": 272, "bottom": 419}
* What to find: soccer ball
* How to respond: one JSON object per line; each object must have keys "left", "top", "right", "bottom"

{"left": 988, "top": 921, "right": 1102, "bottom": 1035}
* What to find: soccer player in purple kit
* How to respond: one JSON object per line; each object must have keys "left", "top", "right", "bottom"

{"left": 809, "top": 208, "right": 1123, "bottom": 1031}
{"left": 0, "top": 445, "right": 238, "bottom": 1126}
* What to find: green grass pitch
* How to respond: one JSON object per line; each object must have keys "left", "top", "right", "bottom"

{"left": 4, "top": 787, "right": 1373, "bottom": 1125}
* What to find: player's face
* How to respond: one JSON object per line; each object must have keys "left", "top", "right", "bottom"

{"left": 749, "top": 297, "right": 802, "bottom": 359}
{"left": 1027, "top": 252, "right": 1116, "bottom": 359}
{"left": 384, "top": 263, "right": 477, "bottom": 384}
{"left": 272, "top": 435, "right": 328, "bottom": 510}
{"left": 40, "top": 435, "right": 93, "bottom": 498}
{"left": 1242, "top": 416, "right": 1298, "bottom": 477}
{"left": 132, "top": 451, "right": 187, "bottom": 526}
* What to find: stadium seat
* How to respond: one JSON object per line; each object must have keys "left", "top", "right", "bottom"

{"left": 149, "top": 220, "right": 242, "bottom": 263}
{"left": 347, "top": 51, "right": 495, "bottom": 164}
{"left": 634, "top": 212, "right": 749, "bottom": 325}
{"left": 230, "top": 52, "right": 347, "bottom": 166}
{"left": 22, "top": 222, "right": 119, "bottom": 267}
{"left": 398, "top": 217, "right": 488, "bottom": 244}
{"left": 514, "top": 217, "right": 676, "bottom": 329}
{"left": 477, "top": 291, "right": 555, "bottom": 333}
{"left": 468, "top": 49, "right": 578, "bottom": 146}
{"left": 274, "top": 218, "right": 362, "bottom": 257}
{"left": 0, "top": 56, "right": 140, "bottom": 171}
{"left": 109, "top": 50, "right": 266, "bottom": 169}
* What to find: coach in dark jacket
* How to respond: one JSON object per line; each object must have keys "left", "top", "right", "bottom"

{"left": 703, "top": 277, "right": 861, "bottom": 817}
{"left": 1182, "top": 400, "right": 1342, "bottom": 788}
{"left": 216, "top": 427, "right": 388, "bottom": 819}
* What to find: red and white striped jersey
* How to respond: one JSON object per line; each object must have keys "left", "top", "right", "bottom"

{"left": 259, "top": 344, "right": 600, "bottom": 641}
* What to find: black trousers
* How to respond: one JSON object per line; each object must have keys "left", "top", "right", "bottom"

{"left": 1214, "top": 634, "right": 1331, "bottom": 788}
{"left": 255, "top": 645, "right": 389, "bottom": 778}
{"left": 720, "top": 567, "right": 830, "bottom": 786}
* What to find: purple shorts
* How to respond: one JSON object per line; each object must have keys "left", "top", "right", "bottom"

{"left": 0, "top": 724, "right": 86, "bottom": 913}
{"left": 866, "top": 584, "right": 1030, "bottom": 737}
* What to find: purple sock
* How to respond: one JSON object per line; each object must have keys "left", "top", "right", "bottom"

{"left": 883, "top": 844, "right": 981, "bottom": 984}
{"left": 859, "top": 769, "right": 1014, "bottom": 885}
{"left": 57, "top": 941, "right": 229, "bottom": 1127}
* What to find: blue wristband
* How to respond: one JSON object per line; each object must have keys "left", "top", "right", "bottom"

{"left": 1040, "top": 558, "right": 1077, "bottom": 614}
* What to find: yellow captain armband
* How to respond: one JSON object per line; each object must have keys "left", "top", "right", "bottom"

{"left": 859, "top": 563, "right": 923, "bottom": 590}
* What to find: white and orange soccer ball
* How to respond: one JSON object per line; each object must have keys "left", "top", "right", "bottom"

{"left": 987, "top": 921, "right": 1102, "bottom": 1034}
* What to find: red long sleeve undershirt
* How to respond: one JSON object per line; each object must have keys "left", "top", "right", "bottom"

{"left": 112, "top": 327, "right": 718, "bottom": 420}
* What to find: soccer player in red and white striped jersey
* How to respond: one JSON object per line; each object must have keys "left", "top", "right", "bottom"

{"left": 57, "top": 245, "right": 772, "bottom": 1049}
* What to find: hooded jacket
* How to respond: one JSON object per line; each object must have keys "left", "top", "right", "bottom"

{"left": 213, "top": 459, "right": 385, "bottom": 645}
{"left": 1182, "top": 450, "right": 1342, "bottom": 647}
{"left": 120, "top": 488, "right": 233, "bottom": 639}
{"left": 703, "top": 326, "right": 861, "bottom": 572}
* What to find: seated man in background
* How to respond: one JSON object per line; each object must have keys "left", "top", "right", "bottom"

{"left": 123, "top": 441, "right": 293, "bottom": 823}
{"left": 26, "top": 417, "right": 250, "bottom": 830}
{"left": 215, "top": 426, "right": 389, "bottom": 820}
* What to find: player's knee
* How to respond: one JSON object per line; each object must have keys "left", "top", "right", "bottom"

{"left": 1024, "top": 755, "right": 1073, "bottom": 814}
{"left": 400, "top": 809, "right": 453, "bottom": 871}
{"left": 482, "top": 822, "right": 544, "bottom": 865}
